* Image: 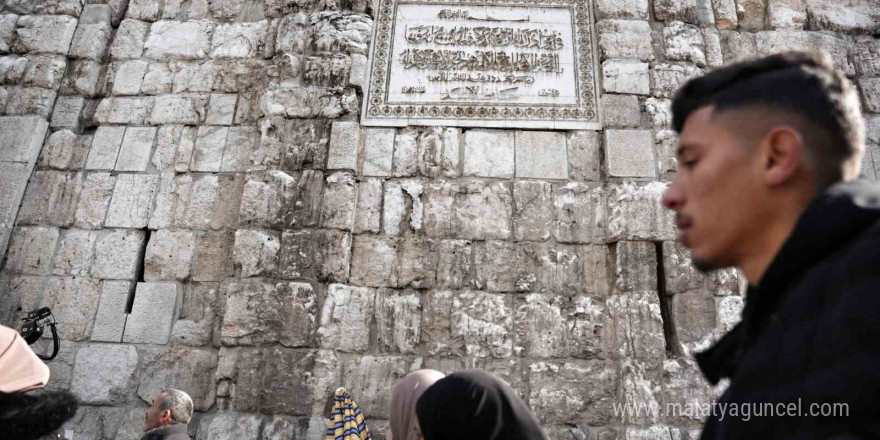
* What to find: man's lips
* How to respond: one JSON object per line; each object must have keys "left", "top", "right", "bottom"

{"left": 675, "top": 216, "right": 692, "bottom": 230}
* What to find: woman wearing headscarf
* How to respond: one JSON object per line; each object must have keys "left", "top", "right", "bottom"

{"left": 415, "top": 370, "right": 548, "bottom": 440}
{"left": 0, "top": 325, "right": 79, "bottom": 440}
{"left": 388, "top": 369, "right": 445, "bottom": 440}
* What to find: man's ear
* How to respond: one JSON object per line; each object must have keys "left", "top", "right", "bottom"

{"left": 160, "top": 409, "right": 172, "bottom": 424}
{"left": 761, "top": 125, "right": 805, "bottom": 186}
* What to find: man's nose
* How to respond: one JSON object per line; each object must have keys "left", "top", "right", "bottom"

{"left": 662, "top": 180, "right": 684, "bottom": 211}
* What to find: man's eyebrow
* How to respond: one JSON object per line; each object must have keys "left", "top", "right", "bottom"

{"left": 676, "top": 143, "right": 698, "bottom": 158}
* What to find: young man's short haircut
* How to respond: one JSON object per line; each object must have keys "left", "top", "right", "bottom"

{"left": 671, "top": 51, "right": 865, "bottom": 189}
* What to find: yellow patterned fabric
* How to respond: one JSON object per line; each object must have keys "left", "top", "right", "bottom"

{"left": 325, "top": 387, "right": 372, "bottom": 440}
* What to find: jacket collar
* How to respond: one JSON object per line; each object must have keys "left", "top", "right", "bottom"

{"left": 696, "top": 179, "right": 880, "bottom": 384}
{"left": 141, "top": 423, "right": 189, "bottom": 440}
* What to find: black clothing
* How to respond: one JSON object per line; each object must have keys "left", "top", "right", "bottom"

{"left": 141, "top": 424, "right": 190, "bottom": 440}
{"left": 0, "top": 390, "right": 78, "bottom": 440}
{"left": 697, "top": 179, "right": 880, "bottom": 439}
{"left": 415, "top": 370, "right": 547, "bottom": 440}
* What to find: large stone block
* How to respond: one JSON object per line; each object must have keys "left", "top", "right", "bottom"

{"left": 327, "top": 120, "right": 360, "bottom": 170}
{"left": 858, "top": 77, "right": 880, "bottom": 113}
{"left": 529, "top": 360, "right": 618, "bottom": 425}
{"left": 197, "top": 412, "right": 263, "bottom": 440}
{"left": 232, "top": 229, "right": 280, "bottom": 278}
{"left": 0, "top": 115, "right": 48, "bottom": 163}
{"left": 40, "top": 130, "right": 89, "bottom": 170}
{"left": 768, "top": 0, "right": 807, "bottom": 30}
{"left": 4, "top": 226, "right": 58, "bottom": 275}
{"left": 91, "top": 229, "right": 146, "bottom": 280}
{"left": 41, "top": 276, "right": 101, "bottom": 341}
{"left": 205, "top": 93, "right": 237, "bottom": 125}
{"left": 463, "top": 129, "right": 514, "bottom": 178}
{"left": 513, "top": 180, "right": 554, "bottom": 242}
{"left": 311, "top": 11, "right": 372, "bottom": 55}
{"left": 449, "top": 180, "right": 513, "bottom": 240}
{"left": 602, "top": 60, "right": 650, "bottom": 95}
{"left": 672, "top": 289, "right": 717, "bottom": 342}
{"left": 112, "top": 60, "right": 149, "bottom": 95}
{"left": 595, "top": 0, "right": 650, "bottom": 19}
{"left": 553, "top": 182, "right": 606, "bottom": 244}
{"left": 755, "top": 30, "right": 854, "bottom": 75}
{"left": 278, "top": 229, "right": 351, "bottom": 283}
{"left": 116, "top": 126, "right": 156, "bottom": 171}
{"left": 320, "top": 172, "right": 357, "bottom": 231}
{"left": 150, "top": 94, "right": 206, "bottom": 125}
{"left": 0, "top": 15, "right": 18, "bottom": 53}
{"left": 318, "top": 283, "right": 375, "bottom": 352}
{"left": 361, "top": 127, "right": 394, "bottom": 176}
{"left": 375, "top": 289, "right": 421, "bottom": 354}
{"left": 52, "top": 229, "right": 95, "bottom": 276}
{"left": 110, "top": 19, "right": 150, "bottom": 59}
{"left": 382, "top": 179, "right": 423, "bottom": 236}
{"left": 90, "top": 280, "right": 130, "bottom": 342}
{"left": 5, "top": 87, "right": 56, "bottom": 118}
{"left": 94, "top": 96, "right": 155, "bottom": 124}
{"left": 70, "top": 344, "right": 139, "bottom": 405}
{"left": 349, "top": 234, "right": 396, "bottom": 287}
{"left": 211, "top": 21, "right": 274, "bottom": 58}
{"left": 515, "top": 131, "right": 568, "bottom": 180}
{"left": 435, "top": 239, "right": 477, "bottom": 291}
{"left": 145, "top": 20, "right": 215, "bottom": 60}
{"left": 605, "top": 129, "right": 655, "bottom": 178}
{"left": 339, "top": 355, "right": 416, "bottom": 419}
{"left": 514, "top": 294, "right": 606, "bottom": 359}
{"left": 145, "top": 229, "right": 195, "bottom": 281}
{"left": 391, "top": 237, "right": 438, "bottom": 289}
{"left": 191, "top": 126, "right": 228, "bottom": 171}
{"left": 13, "top": 15, "right": 77, "bottom": 55}
{"left": 221, "top": 279, "right": 317, "bottom": 347}
{"left": 62, "top": 59, "right": 105, "bottom": 97}
{"left": 597, "top": 19, "right": 654, "bottom": 61}
{"left": 853, "top": 36, "right": 880, "bottom": 77}
{"left": 16, "top": 171, "right": 81, "bottom": 227}
{"left": 353, "top": 178, "right": 382, "bottom": 234}
{"left": 419, "top": 126, "right": 460, "bottom": 178}
{"left": 70, "top": 19, "right": 112, "bottom": 60}
{"left": 607, "top": 181, "right": 676, "bottom": 241}
{"left": 85, "top": 126, "right": 125, "bottom": 170}
{"left": 568, "top": 131, "right": 601, "bottom": 182}
{"left": 663, "top": 21, "right": 706, "bottom": 66}
{"left": 472, "top": 240, "right": 534, "bottom": 293}
{"left": 392, "top": 128, "right": 418, "bottom": 177}
{"left": 451, "top": 291, "right": 513, "bottom": 358}
{"left": 74, "top": 172, "right": 116, "bottom": 229}
{"left": 805, "top": 0, "right": 880, "bottom": 34}
{"left": 137, "top": 346, "right": 219, "bottom": 411}
{"left": 49, "top": 96, "right": 86, "bottom": 131}
{"left": 615, "top": 241, "right": 658, "bottom": 292}
{"left": 124, "top": 282, "right": 179, "bottom": 344}
{"left": 603, "top": 94, "right": 642, "bottom": 128}
{"left": 105, "top": 174, "right": 159, "bottom": 227}
{"left": 604, "top": 291, "right": 665, "bottom": 362}
{"left": 651, "top": 63, "right": 703, "bottom": 98}
{"left": 193, "top": 231, "right": 235, "bottom": 282}
{"left": 220, "top": 125, "right": 259, "bottom": 171}
{"left": 22, "top": 55, "right": 67, "bottom": 89}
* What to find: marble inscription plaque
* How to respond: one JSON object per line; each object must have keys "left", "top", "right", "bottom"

{"left": 362, "top": 0, "right": 601, "bottom": 129}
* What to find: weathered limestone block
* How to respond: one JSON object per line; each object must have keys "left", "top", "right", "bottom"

{"left": 259, "top": 84, "right": 357, "bottom": 119}
{"left": 339, "top": 356, "right": 416, "bottom": 419}
{"left": 69, "top": 17, "right": 112, "bottom": 60}
{"left": 375, "top": 289, "right": 421, "bottom": 354}
{"left": 653, "top": 0, "right": 700, "bottom": 23}
{"left": 662, "top": 241, "right": 704, "bottom": 294}
{"left": 597, "top": 20, "right": 654, "bottom": 62}
{"left": 137, "top": 346, "right": 219, "bottom": 411}
{"left": 383, "top": 179, "right": 423, "bottom": 236}
{"left": 65, "top": 405, "right": 128, "bottom": 440}
{"left": 353, "top": 178, "right": 382, "bottom": 234}
{"left": 553, "top": 182, "right": 606, "bottom": 244}
{"left": 145, "top": 229, "right": 195, "bottom": 281}
{"left": 197, "top": 412, "right": 263, "bottom": 440}
{"left": 604, "top": 291, "right": 665, "bottom": 362}
{"left": 49, "top": 96, "right": 87, "bottom": 131}
{"left": 514, "top": 294, "right": 606, "bottom": 359}
{"left": 853, "top": 36, "right": 880, "bottom": 77}
{"left": 212, "top": 21, "right": 274, "bottom": 59}
{"left": 662, "top": 358, "right": 714, "bottom": 425}
{"left": 193, "top": 231, "right": 235, "bottom": 282}
{"left": 0, "top": 115, "right": 46, "bottom": 163}
{"left": 736, "top": 0, "right": 766, "bottom": 31}
{"left": 112, "top": 60, "right": 148, "bottom": 95}
{"left": 205, "top": 93, "right": 236, "bottom": 125}
{"left": 145, "top": 20, "right": 215, "bottom": 60}
{"left": 318, "top": 283, "right": 375, "bottom": 352}
{"left": 717, "top": 295, "right": 744, "bottom": 331}
{"left": 191, "top": 126, "right": 229, "bottom": 171}
{"left": 0, "top": 15, "right": 18, "bottom": 54}
{"left": 172, "top": 174, "right": 243, "bottom": 230}
{"left": 702, "top": 28, "right": 724, "bottom": 67}
{"left": 419, "top": 290, "right": 459, "bottom": 356}
{"left": 515, "top": 131, "right": 567, "bottom": 180}
{"left": 349, "top": 234, "right": 396, "bottom": 287}
{"left": 568, "top": 131, "right": 601, "bottom": 182}
{"left": 5, "top": 87, "right": 56, "bottom": 117}
{"left": 312, "top": 11, "right": 372, "bottom": 55}
{"left": 70, "top": 344, "right": 139, "bottom": 404}
{"left": 719, "top": 30, "right": 757, "bottom": 64}
{"left": 755, "top": 30, "right": 854, "bottom": 75}
{"left": 141, "top": 63, "right": 173, "bottom": 94}
{"left": 320, "top": 172, "right": 357, "bottom": 231}
{"left": 52, "top": 229, "right": 95, "bottom": 276}
{"left": 768, "top": 0, "right": 807, "bottom": 30}
{"left": 472, "top": 240, "right": 533, "bottom": 292}
{"left": 13, "top": 15, "right": 77, "bottom": 55}
{"left": 90, "top": 280, "right": 129, "bottom": 342}
{"left": 92, "top": 229, "right": 146, "bottom": 280}
{"left": 275, "top": 12, "right": 312, "bottom": 54}
{"left": 232, "top": 229, "right": 280, "bottom": 278}
{"left": 41, "top": 276, "right": 101, "bottom": 341}
{"left": 362, "top": 127, "right": 394, "bottom": 176}
{"left": 151, "top": 94, "right": 206, "bottom": 125}
{"left": 858, "top": 77, "right": 880, "bottom": 113}
{"left": 805, "top": 0, "right": 880, "bottom": 34}
{"left": 603, "top": 94, "right": 642, "bottom": 128}
{"left": 22, "top": 55, "right": 66, "bottom": 89}
{"left": 220, "top": 125, "right": 258, "bottom": 171}
{"left": 615, "top": 241, "right": 658, "bottom": 292}
{"left": 0, "top": 55, "right": 28, "bottom": 84}
{"left": 651, "top": 63, "right": 704, "bottom": 98}
{"left": 16, "top": 171, "right": 81, "bottom": 227}
{"left": 74, "top": 172, "right": 115, "bottom": 229}
{"left": 116, "top": 126, "right": 156, "bottom": 171}
{"left": 672, "top": 289, "right": 717, "bottom": 342}
{"left": 529, "top": 360, "right": 618, "bottom": 425}
{"left": 449, "top": 180, "right": 513, "bottom": 240}
{"left": 61, "top": 60, "right": 105, "bottom": 97}
{"left": 169, "top": 60, "right": 216, "bottom": 93}
{"left": 110, "top": 19, "right": 150, "bottom": 60}
{"left": 303, "top": 55, "right": 351, "bottom": 87}
{"left": 618, "top": 359, "right": 663, "bottom": 426}
{"left": 392, "top": 128, "right": 418, "bottom": 177}
{"left": 607, "top": 181, "right": 675, "bottom": 241}
{"left": 513, "top": 180, "right": 554, "bottom": 242}
{"left": 222, "top": 280, "right": 317, "bottom": 347}
{"left": 171, "top": 282, "right": 223, "bottom": 347}
{"left": 327, "top": 120, "right": 359, "bottom": 170}
{"left": 278, "top": 229, "right": 351, "bottom": 282}
{"left": 261, "top": 416, "right": 315, "bottom": 440}
{"left": 451, "top": 291, "right": 513, "bottom": 358}
{"left": 94, "top": 96, "right": 155, "bottom": 124}
{"left": 657, "top": 131, "right": 679, "bottom": 177}
{"left": 606, "top": 129, "right": 656, "bottom": 178}
{"left": 419, "top": 126, "right": 459, "bottom": 178}
{"left": 242, "top": 170, "right": 322, "bottom": 229}
{"left": 392, "top": 237, "right": 439, "bottom": 289}
{"left": 712, "top": 0, "right": 738, "bottom": 29}
{"left": 435, "top": 239, "right": 476, "bottom": 290}
{"left": 540, "top": 244, "right": 595, "bottom": 295}
{"left": 124, "top": 282, "right": 178, "bottom": 344}
{"left": 256, "top": 118, "right": 327, "bottom": 172}
{"left": 5, "top": 226, "right": 58, "bottom": 275}
{"left": 602, "top": 60, "right": 650, "bottom": 95}
{"left": 595, "top": 0, "right": 650, "bottom": 20}
{"left": 664, "top": 21, "right": 706, "bottom": 66}
{"left": 239, "top": 171, "right": 287, "bottom": 227}
{"left": 463, "top": 129, "right": 514, "bottom": 178}
{"left": 105, "top": 174, "right": 159, "bottom": 228}
{"left": 127, "top": 0, "right": 162, "bottom": 21}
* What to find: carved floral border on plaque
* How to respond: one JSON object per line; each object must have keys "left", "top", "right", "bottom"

{"left": 362, "top": 0, "right": 601, "bottom": 129}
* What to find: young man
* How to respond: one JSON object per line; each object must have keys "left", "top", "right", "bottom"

{"left": 662, "top": 51, "right": 880, "bottom": 438}
{"left": 143, "top": 389, "right": 194, "bottom": 440}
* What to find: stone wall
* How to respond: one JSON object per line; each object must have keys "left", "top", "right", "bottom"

{"left": 0, "top": 0, "right": 878, "bottom": 439}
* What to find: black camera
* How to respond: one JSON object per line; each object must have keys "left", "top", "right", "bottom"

{"left": 20, "top": 307, "right": 60, "bottom": 361}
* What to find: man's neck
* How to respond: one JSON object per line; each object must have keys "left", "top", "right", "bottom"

{"left": 739, "top": 193, "right": 813, "bottom": 286}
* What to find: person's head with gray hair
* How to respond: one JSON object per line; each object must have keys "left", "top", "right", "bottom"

{"left": 144, "top": 388, "right": 194, "bottom": 433}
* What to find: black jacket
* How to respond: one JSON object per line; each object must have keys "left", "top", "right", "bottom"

{"left": 141, "top": 424, "right": 190, "bottom": 440}
{"left": 696, "top": 179, "right": 880, "bottom": 439}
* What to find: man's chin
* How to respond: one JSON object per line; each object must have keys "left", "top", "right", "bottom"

{"left": 691, "top": 255, "right": 728, "bottom": 273}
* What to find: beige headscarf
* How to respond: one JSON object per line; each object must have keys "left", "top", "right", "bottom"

{"left": 389, "top": 369, "right": 445, "bottom": 440}
{"left": 0, "top": 325, "right": 49, "bottom": 393}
